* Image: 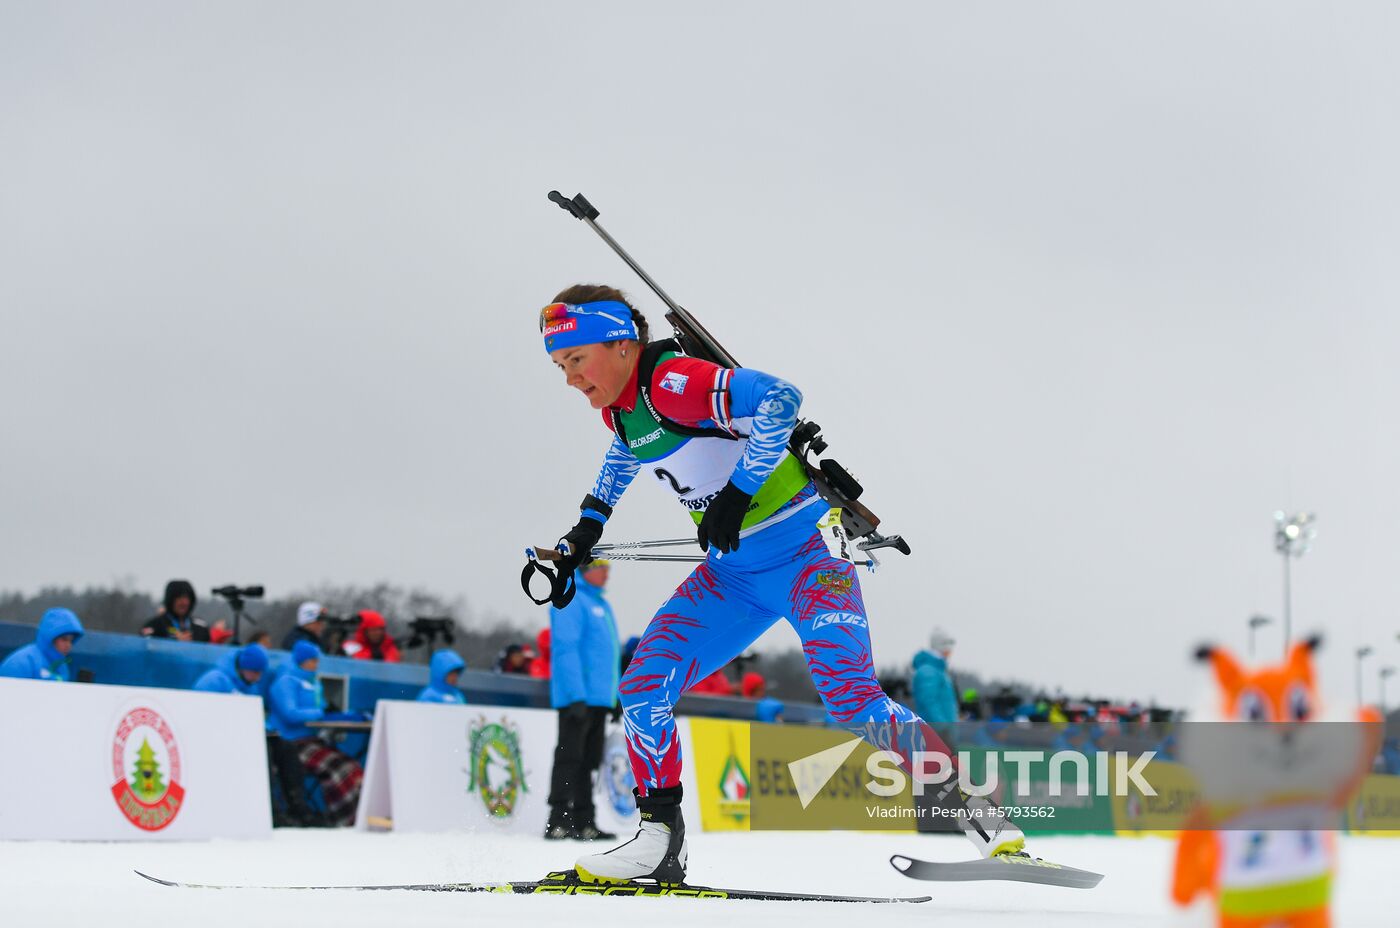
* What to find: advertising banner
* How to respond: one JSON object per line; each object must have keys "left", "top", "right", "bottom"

{"left": 688, "top": 717, "right": 754, "bottom": 831}
{"left": 357, "top": 700, "right": 556, "bottom": 834}
{"left": 1110, "top": 755, "right": 1200, "bottom": 835}
{"left": 0, "top": 678, "right": 271, "bottom": 840}
{"left": 592, "top": 726, "right": 641, "bottom": 837}
{"left": 356, "top": 701, "right": 699, "bottom": 835}
{"left": 689, "top": 718, "right": 918, "bottom": 832}
{"left": 946, "top": 747, "right": 1115, "bottom": 835}
{"left": 1344, "top": 774, "right": 1400, "bottom": 835}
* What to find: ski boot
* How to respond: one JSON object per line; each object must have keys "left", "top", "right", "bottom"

{"left": 960, "top": 792, "right": 1026, "bottom": 858}
{"left": 574, "top": 785, "right": 686, "bottom": 883}
{"left": 543, "top": 806, "right": 573, "bottom": 841}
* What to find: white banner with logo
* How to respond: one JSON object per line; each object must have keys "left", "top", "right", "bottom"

{"left": 356, "top": 700, "right": 700, "bottom": 835}
{"left": 0, "top": 678, "right": 272, "bottom": 840}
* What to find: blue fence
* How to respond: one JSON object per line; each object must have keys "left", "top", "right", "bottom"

{"left": 0, "top": 621, "right": 829, "bottom": 724}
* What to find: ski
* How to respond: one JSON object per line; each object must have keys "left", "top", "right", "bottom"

{"left": 135, "top": 869, "right": 931, "bottom": 904}
{"left": 891, "top": 853, "right": 1105, "bottom": 889}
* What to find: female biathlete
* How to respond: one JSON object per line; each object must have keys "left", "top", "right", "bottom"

{"left": 533, "top": 284, "right": 1025, "bottom": 884}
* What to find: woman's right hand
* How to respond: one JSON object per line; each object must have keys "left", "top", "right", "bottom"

{"left": 521, "top": 515, "right": 604, "bottom": 608}
{"left": 556, "top": 516, "right": 604, "bottom": 577}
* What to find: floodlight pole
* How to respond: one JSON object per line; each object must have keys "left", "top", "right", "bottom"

{"left": 1282, "top": 557, "right": 1292, "bottom": 656}
{"left": 1247, "top": 615, "right": 1273, "bottom": 659}
{"left": 1273, "top": 512, "right": 1316, "bottom": 657}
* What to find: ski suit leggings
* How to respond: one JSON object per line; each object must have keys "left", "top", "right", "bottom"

{"left": 620, "top": 525, "right": 945, "bottom": 793}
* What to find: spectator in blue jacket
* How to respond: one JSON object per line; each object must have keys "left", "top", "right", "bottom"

{"left": 417, "top": 650, "right": 467, "bottom": 704}
{"left": 742, "top": 672, "right": 786, "bottom": 724}
{"left": 544, "top": 559, "right": 621, "bottom": 841}
{"left": 194, "top": 643, "right": 270, "bottom": 695}
{"left": 268, "top": 641, "right": 324, "bottom": 740}
{"left": 265, "top": 641, "right": 363, "bottom": 827}
{"left": 0, "top": 608, "right": 84, "bottom": 681}
{"left": 913, "top": 627, "right": 959, "bottom": 728}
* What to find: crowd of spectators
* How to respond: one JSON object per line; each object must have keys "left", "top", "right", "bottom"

{"left": 909, "top": 626, "right": 1182, "bottom": 728}
{"left": 0, "top": 586, "right": 462, "bottom": 828}
{"left": 23, "top": 580, "right": 1352, "bottom": 831}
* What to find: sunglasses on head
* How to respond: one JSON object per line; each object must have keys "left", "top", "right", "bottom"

{"left": 539, "top": 302, "right": 571, "bottom": 331}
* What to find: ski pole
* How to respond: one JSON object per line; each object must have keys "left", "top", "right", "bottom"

{"left": 599, "top": 552, "right": 878, "bottom": 568}
{"left": 529, "top": 547, "right": 699, "bottom": 563}
{"left": 521, "top": 543, "right": 576, "bottom": 607}
{"left": 593, "top": 538, "right": 698, "bottom": 553}
{"left": 530, "top": 546, "right": 875, "bottom": 569}
{"left": 576, "top": 553, "right": 707, "bottom": 563}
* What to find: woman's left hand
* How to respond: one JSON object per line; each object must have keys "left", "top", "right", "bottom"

{"left": 697, "top": 481, "right": 753, "bottom": 554}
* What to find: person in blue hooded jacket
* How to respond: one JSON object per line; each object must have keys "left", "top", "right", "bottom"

{"left": 912, "top": 627, "right": 959, "bottom": 727}
{"left": 417, "top": 650, "right": 466, "bottom": 703}
{"left": 268, "top": 641, "right": 325, "bottom": 740}
{"left": 0, "top": 608, "right": 85, "bottom": 681}
{"left": 544, "top": 559, "right": 621, "bottom": 841}
{"left": 193, "top": 643, "right": 270, "bottom": 695}
{"left": 265, "top": 641, "right": 363, "bottom": 826}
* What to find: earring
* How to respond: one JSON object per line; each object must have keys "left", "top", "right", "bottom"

{"left": 621, "top": 350, "right": 627, "bottom": 357}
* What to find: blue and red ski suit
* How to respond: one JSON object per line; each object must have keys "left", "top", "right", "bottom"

{"left": 583, "top": 350, "right": 943, "bottom": 794}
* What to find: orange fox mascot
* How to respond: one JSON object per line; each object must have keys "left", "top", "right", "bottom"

{"left": 1172, "top": 637, "right": 1381, "bottom": 928}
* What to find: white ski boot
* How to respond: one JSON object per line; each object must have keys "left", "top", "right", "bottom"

{"left": 960, "top": 792, "right": 1026, "bottom": 858}
{"left": 574, "top": 785, "right": 687, "bottom": 884}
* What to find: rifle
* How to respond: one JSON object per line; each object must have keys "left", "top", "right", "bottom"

{"left": 548, "top": 191, "right": 909, "bottom": 559}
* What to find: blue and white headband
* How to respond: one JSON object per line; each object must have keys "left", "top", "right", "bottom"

{"left": 540, "top": 300, "right": 638, "bottom": 353}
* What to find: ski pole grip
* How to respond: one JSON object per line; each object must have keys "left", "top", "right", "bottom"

{"left": 548, "top": 190, "right": 600, "bottom": 221}
{"left": 520, "top": 546, "right": 578, "bottom": 607}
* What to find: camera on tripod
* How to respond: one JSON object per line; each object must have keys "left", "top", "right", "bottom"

{"left": 210, "top": 584, "right": 265, "bottom": 641}
{"left": 319, "top": 613, "right": 357, "bottom": 655}
{"left": 211, "top": 585, "right": 265, "bottom": 605}
{"left": 406, "top": 616, "right": 455, "bottom": 652}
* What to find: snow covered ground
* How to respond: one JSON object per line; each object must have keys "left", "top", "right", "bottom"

{"left": 3, "top": 831, "right": 1396, "bottom": 927}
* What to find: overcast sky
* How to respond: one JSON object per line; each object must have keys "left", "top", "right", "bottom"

{"left": 3, "top": 2, "right": 1397, "bottom": 708}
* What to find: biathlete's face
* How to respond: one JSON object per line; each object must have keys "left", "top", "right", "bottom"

{"left": 549, "top": 340, "right": 636, "bottom": 409}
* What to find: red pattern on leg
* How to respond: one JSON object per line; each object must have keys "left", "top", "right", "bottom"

{"left": 618, "top": 612, "right": 705, "bottom": 696}
{"left": 673, "top": 563, "right": 725, "bottom": 605}
{"left": 803, "top": 629, "right": 883, "bottom": 723}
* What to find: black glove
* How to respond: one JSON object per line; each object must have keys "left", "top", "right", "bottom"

{"left": 697, "top": 481, "right": 753, "bottom": 554}
{"left": 557, "top": 515, "right": 603, "bottom": 578}
{"left": 529, "top": 515, "right": 603, "bottom": 609}
{"left": 609, "top": 701, "right": 623, "bottom": 723}
{"left": 521, "top": 498, "right": 609, "bottom": 608}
